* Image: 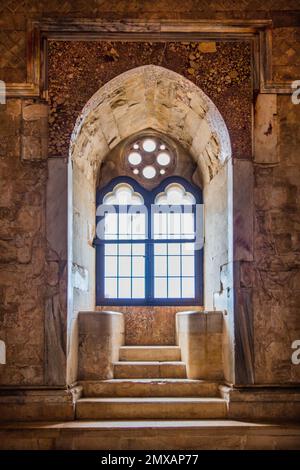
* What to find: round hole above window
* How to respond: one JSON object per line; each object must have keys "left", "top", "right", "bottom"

{"left": 123, "top": 134, "right": 177, "bottom": 183}
{"left": 143, "top": 166, "right": 156, "bottom": 179}
{"left": 128, "top": 152, "right": 142, "bottom": 165}
{"left": 157, "top": 152, "right": 171, "bottom": 166}
{"left": 142, "top": 138, "right": 156, "bottom": 152}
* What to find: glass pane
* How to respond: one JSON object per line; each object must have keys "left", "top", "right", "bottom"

{"left": 119, "top": 257, "right": 131, "bottom": 277}
{"left": 153, "top": 212, "right": 167, "bottom": 238}
{"left": 103, "top": 183, "right": 144, "bottom": 205}
{"left": 143, "top": 138, "right": 156, "bottom": 152}
{"left": 168, "top": 213, "right": 181, "bottom": 237}
{"left": 105, "top": 256, "right": 117, "bottom": 277}
{"left": 168, "top": 243, "right": 180, "bottom": 255}
{"left": 104, "top": 278, "right": 117, "bottom": 298}
{"left": 156, "top": 152, "right": 170, "bottom": 166}
{"left": 132, "top": 244, "right": 145, "bottom": 255}
{"left": 132, "top": 257, "right": 144, "bottom": 277}
{"left": 132, "top": 278, "right": 145, "bottom": 298}
{"left": 182, "top": 278, "right": 195, "bottom": 298}
{"left": 182, "top": 256, "right": 195, "bottom": 276}
{"left": 119, "top": 213, "right": 131, "bottom": 239}
{"left": 182, "top": 243, "right": 194, "bottom": 255}
{"left": 143, "top": 165, "right": 156, "bottom": 179}
{"left": 154, "top": 277, "right": 167, "bottom": 298}
{"left": 118, "top": 278, "right": 131, "bottom": 298}
{"left": 155, "top": 256, "right": 167, "bottom": 276}
{"left": 128, "top": 151, "right": 142, "bottom": 165}
{"left": 105, "top": 244, "right": 117, "bottom": 255}
{"left": 154, "top": 243, "right": 167, "bottom": 255}
{"left": 131, "top": 213, "right": 146, "bottom": 239}
{"left": 168, "top": 277, "right": 181, "bottom": 298}
{"left": 104, "top": 213, "right": 118, "bottom": 237}
{"left": 155, "top": 183, "right": 196, "bottom": 205}
{"left": 119, "top": 244, "right": 131, "bottom": 255}
{"left": 181, "top": 213, "right": 194, "bottom": 238}
{"left": 168, "top": 256, "right": 181, "bottom": 277}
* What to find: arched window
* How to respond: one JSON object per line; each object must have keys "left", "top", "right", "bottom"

{"left": 95, "top": 176, "right": 203, "bottom": 305}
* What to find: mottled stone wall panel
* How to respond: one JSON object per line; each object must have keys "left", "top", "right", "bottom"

{"left": 0, "top": 98, "right": 48, "bottom": 385}
{"left": 253, "top": 96, "right": 300, "bottom": 384}
{"left": 272, "top": 27, "right": 300, "bottom": 82}
{"left": 96, "top": 306, "right": 204, "bottom": 345}
{"left": 22, "top": 102, "right": 48, "bottom": 161}
{"left": 48, "top": 41, "right": 251, "bottom": 160}
{"left": 0, "top": 100, "right": 21, "bottom": 158}
{"left": 0, "top": 1, "right": 300, "bottom": 389}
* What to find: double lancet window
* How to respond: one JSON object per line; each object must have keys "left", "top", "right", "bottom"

{"left": 95, "top": 177, "right": 203, "bottom": 305}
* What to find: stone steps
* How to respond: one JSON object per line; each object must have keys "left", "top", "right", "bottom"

{"left": 113, "top": 361, "right": 186, "bottom": 379}
{"left": 80, "top": 379, "right": 219, "bottom": 397}
{"left": 76, "top": 397, "right": 227, "bottom": 420}
{"left": 119, "top": 345, "right": 181, "bottom": 362}
{"left": 79, "top": 344, "right": 224, "bottom": 423}
{"left": 1, "top": 420, "right": 300, "bottom": 450}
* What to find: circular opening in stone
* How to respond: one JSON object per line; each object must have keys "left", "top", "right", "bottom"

{"left": 142, "top": 139, "right": 156, "bottom": 152}
{"left": 160, "top": 169, "right": 166, "bottom": 175}
{"left": 133, "top": 143, "right": 139, "bottom": 149}
{"left": 157, "top": 152, "right": 171, "bottom": 166}
{"left": 160, "top": 144, "right": 166, "bottom": 150}
{"left": 143, "top": 166, "right": 156, "bottom": 179}
{"left": 133, "top": 169, "right": 139, "bottom": 175}
{"left": 128, "top": 152, "right": 142, "bottom": 165}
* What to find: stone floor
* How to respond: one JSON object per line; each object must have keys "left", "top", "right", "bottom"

{"left": 2, "top": 344, "right": 300, "bottom": 449}
{"left": 0, "top": 420, "right": 300, "bottom": 450}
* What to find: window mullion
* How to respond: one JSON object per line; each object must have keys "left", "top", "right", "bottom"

{"left": 147, "top": 202, "right": 153, "bottom": 303}
{"left": 117, "top": 206, "right": 120, "bottom": 298}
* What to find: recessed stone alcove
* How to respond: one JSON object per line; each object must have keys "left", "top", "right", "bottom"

{"left": 68, "top": 65, "right": 233, "bottom": 386}
{"left": 1, "top": 13, "right": 300, "bottom": 436}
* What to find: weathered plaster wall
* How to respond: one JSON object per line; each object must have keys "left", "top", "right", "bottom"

{"left": 204, "top": 161, "right": 230, "bottom": 309}
{"left": 0, "top": 100, "right": 47, "bottom": 385}
{"left": 48, "top": 40, "right": 251, "bottom": 160}
{"left": 253, "top": 96, "right": 300, "bottom": 384}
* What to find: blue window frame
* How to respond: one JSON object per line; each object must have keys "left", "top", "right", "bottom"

{"left": 95, "top": 176, "right": 203, "bottom": 306}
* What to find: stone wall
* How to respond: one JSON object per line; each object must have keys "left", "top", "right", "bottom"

{"left": 0, "top": 1, "right": 300, "bottom": 388}
{"left": 253, "top": 96, "right": 300, "bottom": 384}
{"left": 48, "top": 40, "right": 251, "bottom": 159}
{"left": 0, "top": 100, "right": 47, "bottom": 385}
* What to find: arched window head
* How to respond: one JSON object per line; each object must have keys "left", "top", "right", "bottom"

{"left": 103, "top": 183, "right": 144, "bottom": 205}
{"left": 155, "top": 183, "right": 196, "bottom": 205}
{"left": 124, "top": 135, "right": 176, "bottom": 183}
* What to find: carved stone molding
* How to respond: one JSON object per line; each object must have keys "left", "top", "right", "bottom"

{"left": 2, "top": 18, "right": 293, "bottom": 99}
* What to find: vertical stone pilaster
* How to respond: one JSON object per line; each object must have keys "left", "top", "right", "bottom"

{"left": 232, "top": 159, "right": 255, "bottom": 384}
{"left": 45, "top": 158, "right": 68, "bottom": 386}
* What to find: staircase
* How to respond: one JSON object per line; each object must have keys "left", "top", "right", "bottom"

{"left": 76, "top": 345, "right": 227, "bottom": 420}
{"left": 4, "top": 344, "right": 300, "bottom": 449}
